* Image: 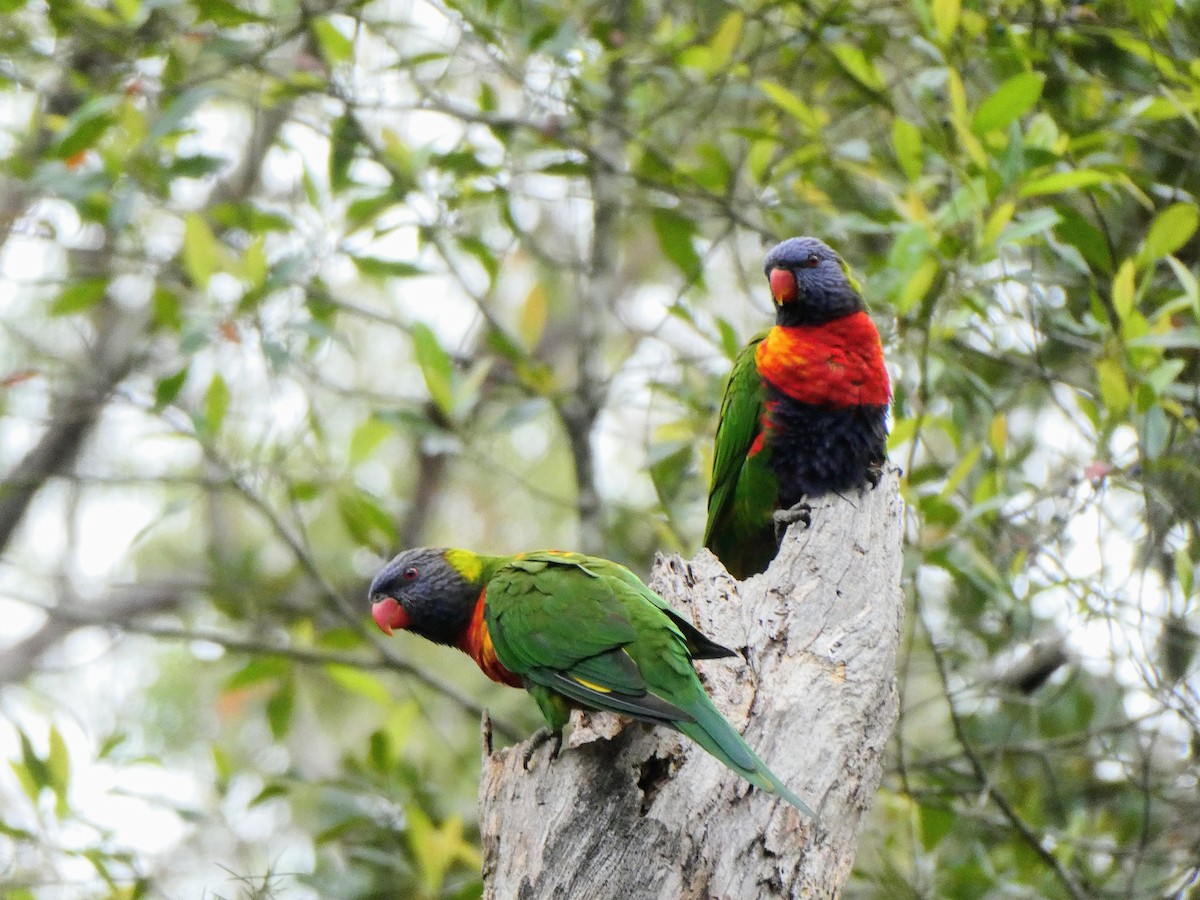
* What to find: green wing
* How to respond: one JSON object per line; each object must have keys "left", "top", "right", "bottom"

{"left": 485, "top": 552, "right": 693, "bottom": 724}
{"left": 703, "top": 335, "right": 766, "bottom": 548}
{"left": 703, "top": 335, "right": 784, "bottom": 579}
{"left": 594, "top": 557, "right": 737, "bottom": 660}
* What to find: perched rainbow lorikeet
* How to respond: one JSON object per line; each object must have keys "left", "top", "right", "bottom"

{"left": 703, "top": 237, "right": 890, "bottom": 580}
{"left": 369, "top": 547, "right": 815, "bottom": 816}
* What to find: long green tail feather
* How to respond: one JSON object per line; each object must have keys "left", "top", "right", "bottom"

{"left": 677, "top": 696, "right": 817, "bottom": 819}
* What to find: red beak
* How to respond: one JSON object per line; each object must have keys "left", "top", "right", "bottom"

{"left": 769, "top": 268, "right": 797, "bottom": 305}
{"left": 372, "top": 597, "right": 410, "bottom": 636}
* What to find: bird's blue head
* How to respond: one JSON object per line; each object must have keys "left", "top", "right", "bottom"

{"left": 763, "top": 236, "right": 865, "bottom": 327}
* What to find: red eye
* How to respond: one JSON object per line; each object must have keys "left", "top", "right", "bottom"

{"left": 402, "top": 567, "right": 418, "bottom": 580}
{"left": 805, "top": 253, "right": 820, "bottom": 268}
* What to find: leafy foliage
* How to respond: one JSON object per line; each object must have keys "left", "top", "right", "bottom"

{"left": 1, "top": 0, "right": 1198, "bottom": 896}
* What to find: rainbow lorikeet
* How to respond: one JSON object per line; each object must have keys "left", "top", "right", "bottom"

{"left": 369, "top": 547, "right": 815, "bottom": 816}
{"left": 703, "top": 237, "right": 890, "bottom": 581}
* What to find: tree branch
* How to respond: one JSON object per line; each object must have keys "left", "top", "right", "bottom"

{"left": 0, "top": 584, "right": 183, "bottom": 687}
{"left": 922, "top": 609, "right": 1090, "bottom": 900}
{"left": 558, "top": 8, "right": 629, "bottom": 555}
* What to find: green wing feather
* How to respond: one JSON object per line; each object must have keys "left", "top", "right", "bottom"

{"left": 486, "top": 552, "right": 689, "bottom": 723}
{"left": 704, "top": 336, "right": 766, "bottom": 548}
{"left": 704, "top": 335, "right": 782, "bottom": 579}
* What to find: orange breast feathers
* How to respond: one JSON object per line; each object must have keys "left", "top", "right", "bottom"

{"left": 755, "top": 312, "right": 891, "bottom": 407}
{"left": 456, "top": 589, "right": 523, "bottom": 688}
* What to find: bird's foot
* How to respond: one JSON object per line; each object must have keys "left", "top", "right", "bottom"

{"left": 521, "top": 727, "right": 563, "bottom": 770}
{"left": 773, "top": 501, "right": 812, "bottom": 542}
{"left": 865, "top": 462, "right": 883, "bottom": 489}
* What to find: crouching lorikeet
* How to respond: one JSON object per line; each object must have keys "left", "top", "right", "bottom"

{"left": 369, "top": 547, "right": 815, "bottom": 816}
{"left": 703, "top": 236, "right": 890, "bottom": 580}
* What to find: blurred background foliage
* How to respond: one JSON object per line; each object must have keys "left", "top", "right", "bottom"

{"left": 1, "top": 0, "right": 1199, "bottom": 896}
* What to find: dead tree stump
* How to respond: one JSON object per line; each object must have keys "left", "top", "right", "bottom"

{"left": 479, "top": 468, "right": 904, "bottom": 899}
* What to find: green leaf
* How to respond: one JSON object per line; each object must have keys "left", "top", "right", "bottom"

{"left": 49, "top": 277, "right": 107, "bottom": 315}
{"left": 46, "top": 726, "right": 70, "bottom": 816}
{"left": 325, "top": 664, "right": 391, "bottom": 704}
{"left": 919, "top": 803, "right": 956, "bottom": 849}
{"left": 203, "top": 373, "right": 230, "bottom": 435}
{"left": 892, "top": 118, "right": 923, "bottom": 182}
{"left": 168, "top": 154, "right": 228, "bottom": 179}
{"left": 1144, "top": 358, "right": 1187, "bottom": 397}
{"left": 311, "top": 16, "right": 354, "bottom": 65}
{"left": 830, "top": 44, "right": 884, "bottom": 91}
{"left": 50, "top": 99, "right": 118, "bottom": 159}
{"left": 1176, "top": 548, "right": 1195, "bottom": 598}
{"left": 10, "top": 761, "right": 40, "bottom": 806}
{"left": 111, "top": 0, "right": 139, "bottom": 22}
{"left": 181, "top": 213, "right": 225, "bottom": 289}
{"left": 1000, "top": 207, "right": 1060, "bottom": 244}
{"left": 649, "top": 442, "right": 692, "bottom": 507}
{"left": 971, "top": 72, "right": 1046, "bottom": 135}
{"left": 757, "top": 80, "right": 825, "bottom": 132}
{"left": 1054, "top": 206, "right": 1111, "bottom": 272}
{"left": 405, "top": 805, "right": 483, "bottom": 895}
{"left": 351, "top": 256, "right": 426, "bottom": 279}
{"left": 932, "top": 0, "right": 960, "bottom": 43}
{"left": 249, "top": 783, "right": 290, "bottom": 807}
{"left": 714, "top": 317, "right": 740, "bottom": 361}
{"left": 519, "top": 282, "right": 548, "bottom": 348}
{"left": 944, "top": 68, "right": 987, "bottom": 168}
{"left": 939, "top": 444, "right": 981, "bottom": 498}
{"left": 1112, "top": 259, "right": 1136, "bottom": 319}
{"left": 237, "top": 235, "right": 268, "bottom": 292}
{"left": 1018, "top": 169, "right": 1114, "bottom": 197}
{"left": 17, "top": 731, "right": 51, "bottom": 796}
{"left": 411, "top": 322, "right": 455, "bottom": 415}
{"left": 457, "top": 236, "right": 499, "bottom": 284}
{"left": 651, "top": 208, "right": 702, "bottom": 280}
{"left": 266, "top": 678, "right": 295, "bottom": 740}
{"left": 895, "top": 257, "right": 939, "bottom": 314}
{"left": 224, "top": 657, "right": 288, "bottom": 691}
{"left": 329, "top": 113, "right": 361, "bottom": 192}
{"left": 1095, "top": 358, "right": 1130, "bottom": 413}
{"left": 708, "top": 11, "right": 742, "bottom": 70}
{"left": 153, "top": 367, "right": 189, "bottom": 411}
{"left": 1166, "top": 255, "right": 1200, "bottom": 320}
{"left": 981, "top": 201, "right": 1015, "bottom": 248}
{"left": 191, "top": 0, "right": 266, "bottom": 26}
{"left": 337, "top": 489, "right": 396, "bottom": 547}
{"left": 349, "top": 417, "right": 392, "bottom": 464}
{"left": 1140, "top": 202, "right": 1199, "bottom": 263}
{"left": 148, "top": 85, "right": 217, "bottom": 141}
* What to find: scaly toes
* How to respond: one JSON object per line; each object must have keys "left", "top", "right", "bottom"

{"left": 521, "top": 727, "right": 563, "bottom": 770}
{"left": 773, "top": 501, "right": 812, "bottom": 542}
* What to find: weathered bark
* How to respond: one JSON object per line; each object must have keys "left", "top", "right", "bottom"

{"left": 479, "top": 468, "right": 904, "bottom": 899}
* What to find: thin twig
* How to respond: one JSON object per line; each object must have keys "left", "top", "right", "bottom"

{"left": 921, "top": 605, "right": 1090, "bottom": 900}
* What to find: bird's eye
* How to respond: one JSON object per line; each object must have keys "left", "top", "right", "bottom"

{"left": 805, "top": 253, "right": 820, "bottom": 268}
{"left": 402, "top": 567, "right": 419, "bottom": 580}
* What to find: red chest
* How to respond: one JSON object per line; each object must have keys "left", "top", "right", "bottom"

{"left": 755, "top": 313, "right": 890, "bottom": 407}
{"left": 456, "top": 590, "right": 523, "bottom": 689}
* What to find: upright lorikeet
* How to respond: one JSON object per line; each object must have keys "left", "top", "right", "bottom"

{"left": 369, "top": 547, "right": 815, "bottom": 816}
{"left": 703, "top": 237, "right": 890, "bottom": 580}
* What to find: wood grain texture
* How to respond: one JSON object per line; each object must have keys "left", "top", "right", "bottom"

{"left": 479, "top": 468, "right": 904, "bottom": 899}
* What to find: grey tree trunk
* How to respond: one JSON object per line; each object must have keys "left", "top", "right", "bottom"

{"left": 479, "top": 469, "right": 905, "bottom": 899}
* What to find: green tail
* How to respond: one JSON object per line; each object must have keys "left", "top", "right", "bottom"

{"left": 676, "top": 695, "right": 817, "bottom": 819}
